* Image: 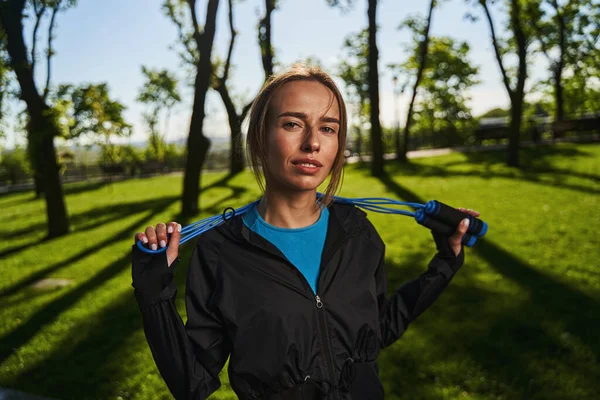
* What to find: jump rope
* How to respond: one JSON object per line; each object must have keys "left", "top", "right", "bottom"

{"left": 136, "top": 194, "right": 488, "bottom": 255}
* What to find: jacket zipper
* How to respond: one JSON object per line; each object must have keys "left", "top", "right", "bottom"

{"left": 314, "top": 231, "right": 361, "bottom": 399}
{"left": 315, "top": 294, "right": 339, "bottom": 400}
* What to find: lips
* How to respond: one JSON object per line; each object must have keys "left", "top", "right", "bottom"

{"left": 291, "top": 158, "right": 323, "bottom": 168}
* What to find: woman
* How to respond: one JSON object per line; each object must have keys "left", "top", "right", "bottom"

{"left": 131, "top": 64, "right": 480, "bottom": 400}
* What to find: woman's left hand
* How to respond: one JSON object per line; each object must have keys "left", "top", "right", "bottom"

{"left": 449, "top": 208, "right": 481, "bottom": 256}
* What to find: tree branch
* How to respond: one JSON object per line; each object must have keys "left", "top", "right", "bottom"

{"left": 258, "top": 0, "right": 275, "bottom": 79}
{"left": 44, "top": 0, "right": 62, "bottom": 101}
{"left": 31, "top": 0, "right": 47, "bottom": 74}
{"left": 530, "top": 17, "right": 552, "bottom": 62}
{"left": 222, "top": 0, "right": 236, "bottom": 83}
{"left": 186, "top": 0, "right": 204, "bottom": 50}
{"left": 480, "top": 0, "right": 513, "bottom": 96}
{"left": 511, "top": 0, "right": 527, "bottom": 97}
{"left": 0, "top": 0, "right": 46, "bottom": 117}
{"left": 164, "top": 0, "right": 198, "bottom": 64}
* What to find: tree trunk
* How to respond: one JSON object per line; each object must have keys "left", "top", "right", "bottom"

{"left": 401, "top": 0, "right": 435, "bottom": 163}
{"left": 181, "top": 0, "right": 220, "bottom": 216}
{"left": 259, "top": 0, "right": 275, "bottom": 78}
{"left": 367, "top": 0, "right": 383, "bottom": 177}
{"left": 215, "top": 84, "right": 244, "bottom": 174}
{"left": 554, "top": 4, "right": 565, "bottom": 127}
{"left": 554, "top": 69, "right": 564, "bottom": 119}
{"left": 507, "top": 93, "right": 522, "bottom": 166}
{"left": 394, "top": 122, "right": 401, "bottom": 161}
{"left": 28, "top": 138, "right": 44, "bottom": 197}
{"left": 38, "top": 126, "right": 69, "bottom": 236}
{"left": 355, "top": 126, "right": 363, "bottom": 161}
{"left": 1, "top": 0, "right": 69, "bottom": 237}
{"left": 507, "top": 0, "right": 527, "bottom": 167}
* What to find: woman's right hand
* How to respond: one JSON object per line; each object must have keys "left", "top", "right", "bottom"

{"left": 134, "top": 221, "right": 182, "bottom": 267}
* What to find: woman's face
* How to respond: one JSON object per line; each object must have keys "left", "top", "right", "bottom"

{"left": 264, "top": 80, "right": 340, "bottom": 194}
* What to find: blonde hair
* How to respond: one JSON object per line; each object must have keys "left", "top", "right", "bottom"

{"left": 246, "top": 63, "right": 347, "bottom": 207}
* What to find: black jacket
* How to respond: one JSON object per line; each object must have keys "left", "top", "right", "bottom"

{"left": 131, "top": 202, "right": 465, "bottom": 400}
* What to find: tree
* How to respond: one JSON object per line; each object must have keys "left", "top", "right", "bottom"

{"left": 396, "top": 0, "right": 436, "bottom": 162}
{"left": 527, "top": 0, "right": 599, "bottom": 130}
{"left": 137, "top": 66, "right": 181, "bottom": 163}
{"left": 325, "top": 0, "right": 382, "bottom": 173}
{"left": 468, "top": 0, "right": 530, "bottom": 167}
{"left": 0, "top": 0, "right": 75, "bottom": 238}
{"left": 212, "top": 0, "right": 250, "bottom": 175}
{"left": 338, "top": 29, "right": 370, "bottom": 159}
{"left": 163, "top": 0, "right": 220, "bottom": 216}
{"left": 393, "top": 36, "right": 479, "bottom": 147}
{"left": 214, "top": 0, "right": 278, "bottom": 174}
{"left": 367, "top": 0, "right": 383, "bottom": 176}
{"left": 166, "top": 0, "right": 278, "bottom": 177}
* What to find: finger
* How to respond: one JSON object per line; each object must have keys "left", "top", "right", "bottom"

{"left": 134, "top": 232, "right": 148, "bottom": 245}
{"left": 450, "top": 218, "right": 470, "bottom": 244}
{"left": 156, "top": 223, "right": 167, "bottom": 249}
{"left": 458, "top": 208, "right": 481, "bottom": 217}
{"left": 166, "top": 222, "right": 181, "bottom": 267}
{"left": 145, "top": 226, "right": 158, "bottom": 251}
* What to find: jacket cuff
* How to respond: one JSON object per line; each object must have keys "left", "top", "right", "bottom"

{"left": 134, "top": 280, "right": 178, "bottom": 310}
{"left": 436, "top": 245, "right": 464, "bottom": 273}
{"left": 131, "top": 244, "right": 180, "bottom": 309}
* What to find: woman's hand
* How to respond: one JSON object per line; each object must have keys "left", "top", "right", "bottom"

{"left": 449, "top": 208, "right": 481, "bottom": 256}
{"left": 134, "top": 221, "right": 182, "bottom": 267}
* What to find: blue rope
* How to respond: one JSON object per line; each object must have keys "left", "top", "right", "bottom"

{"left": 136, "top": 194, "right": 426, "bottom": 254}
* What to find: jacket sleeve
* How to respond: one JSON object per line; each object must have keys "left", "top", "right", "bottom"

{"left": 367, "top": 221, "right": 465, "bottom": 349}
{"left": 131, "top": 239, "right": 231, "bottom": 400}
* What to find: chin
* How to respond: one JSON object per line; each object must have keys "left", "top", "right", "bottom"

{"left": 281, "top": 175, "right": 327, "bottom": 193}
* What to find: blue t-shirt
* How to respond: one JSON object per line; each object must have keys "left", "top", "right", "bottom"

{"left": 242, "top": 203, "right": 329, "bottom": 294}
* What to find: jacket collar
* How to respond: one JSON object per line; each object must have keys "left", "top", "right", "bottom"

{"left": 218, "top": 202, "right": 366, "bottom": 264}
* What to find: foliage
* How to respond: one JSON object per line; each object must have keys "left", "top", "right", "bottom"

{"left": 0, "top": 145, "right": 32, "bottom": 184}
{"left": 526, "top": 0, "right": 600, "bottom": 117}
{"left": 53, "top": 83, "right": 132, "bottom": 143}
{"left": 162, "top": 0, "right": 199, "bottom": 71}
{"left": 137, "top": 66, "right": 181, "bottom": 163}
{"left": 479, "top": 107, "right": 509, "bottom": 118}
{"left": 391, "top": 34, "right": 479, "bottom": 143}
{"left": 0, "top": 32, "right": 10, "bottom": 137}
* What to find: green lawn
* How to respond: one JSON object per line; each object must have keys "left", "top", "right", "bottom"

{"left": 0, "top": 142, "right": 598, "bottom": 400}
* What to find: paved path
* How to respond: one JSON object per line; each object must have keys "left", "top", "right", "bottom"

{"left": 0, "top": 388, "right": 58, "bottom": 400}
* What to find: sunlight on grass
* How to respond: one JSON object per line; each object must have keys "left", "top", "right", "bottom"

{"left": 0, "top": 143, "right": 598, "bottom": 399}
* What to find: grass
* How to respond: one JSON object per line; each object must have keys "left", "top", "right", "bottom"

{"left": 0, "top": 142, "right": 598, "bottom": 400}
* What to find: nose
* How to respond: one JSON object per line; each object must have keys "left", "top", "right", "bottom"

{"left": 301, "top": 127, "right": 320, "bottom": 153}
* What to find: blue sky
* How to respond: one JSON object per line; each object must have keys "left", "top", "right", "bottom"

{"left": 4, "top": 0, "right": 547, "bottom": 148}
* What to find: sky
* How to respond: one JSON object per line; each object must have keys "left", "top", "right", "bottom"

{"left": 3, "top": 0, "right": 548, "bottom": 149}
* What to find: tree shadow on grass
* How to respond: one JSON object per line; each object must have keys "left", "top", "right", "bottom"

{"left": 0, "top": 208, "right": 156, "bottom": 363}
{"left": 0, "top": 195, "right": 37, "bottom": 208}
{"left": 375, "top": 174, "right": 600, "bottom": 398}
{"left": 2, "top": 237, "right": 198, "bottom": 399}
{"left": 379, "top": 249, "right": 600, "bottom": 399}
{"left": 357, "top": 145, "right": 600, "bottom": 196}
{"left": 1, "top": 196, "right": 178, "bottom": 244}
{"left": 0, "top": 196, "right": 179, "bottom": 298}
{"left": 61, "top": 180, "right": 113, "bottom": 196}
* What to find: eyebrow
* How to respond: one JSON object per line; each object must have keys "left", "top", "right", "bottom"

{"left": 278, "top": 111, "right": 340, "bottom": 125}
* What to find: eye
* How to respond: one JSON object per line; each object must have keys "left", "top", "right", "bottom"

{"left": 283, "top": 121, "right": 301, "bottom": 130}
{"left": 321, "top": 126, "right": 337, "bottom": 134}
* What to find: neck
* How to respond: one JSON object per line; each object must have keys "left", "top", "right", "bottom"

{"left": 258, "top": 188, "right": 321, "bottom": 229}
